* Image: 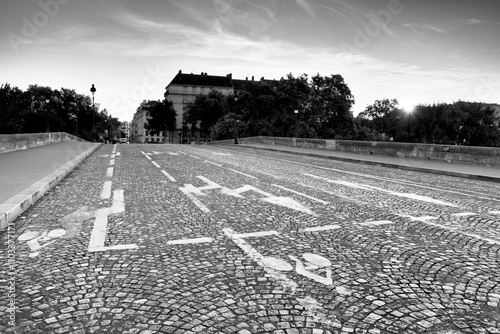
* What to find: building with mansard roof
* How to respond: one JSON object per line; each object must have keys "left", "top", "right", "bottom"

{"left": 164, "top": 70, "right": 276, "bottom": 143}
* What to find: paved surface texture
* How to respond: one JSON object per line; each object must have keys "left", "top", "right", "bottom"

{"left": 1, "top": 143, "right": 500, "bottom": 334}
{"left": 0, "top": 141, "right": 101, "bottom": 230}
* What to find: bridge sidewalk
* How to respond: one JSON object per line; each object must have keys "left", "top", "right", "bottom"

{"left": 0, "top": 141, "right": 101, "bottom": 231}
{"left": 236, "top": 143, "right": 500, "bottom": 183}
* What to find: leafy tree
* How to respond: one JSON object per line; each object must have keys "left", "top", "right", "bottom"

{"left": 185, "top": 90, "right": 225, "bottom": 141}
{"left": 306, "top": 74, "right": 355, "bottom": 139}
{"left": 0, "top": 84, "right": 28, "bottom": 133}
{"left": 144, "top": 99, "right": 177, "bottom": 142}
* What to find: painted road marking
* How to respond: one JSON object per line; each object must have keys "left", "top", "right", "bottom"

{"left": 101, "top": 181, "right": 112, "bottom": 199}
{"left": 178, "top": 151, "right": 187, "bottom": 155}
{"left": 167, "top": 237, "right": 214, "bottom": 245}
{"left": 223, "top": 227, "right": 340, "bottom": 328}
{"left": 227, "top": 169, "right": 258, "bottom": 179}
{"left": 151, "top": 161, "right": 160, "bottom": 168}
{"left": 302, "top": 225, "right": 341, "bottom": 232}
{"left": 88, "top": 192, "right": 137, "bottom": 252}
{"left": 204, "top": 160, "right": 223, "bottom": 167}
{"left": 110, "top": 189, "right": 125, "bottom": 214}
{"left": 167, "top": 152, "right": 178, "bottom": 156}
{"left": 214, "top": 147, "right": 500, "bottom": 202}
{"left": 234, "top": 230, "right": 279, "bottom": 238}
{"left": 305, "top": 173, "right": 458, "bottom": 207}
{"left": 490, "top": 211, "right": 500, "bottom": 215}
{"left": 407, "top": 216, "right": 500, "bottom": 245}
{"left": 106, "top": 167, "right": 114, "bottom": 178}
{"left": 161, "top": 170, "right": 176, "bottom": 182}
{"left": 189, "top": 155, "right": 201, "bottom": 159}
{"left": 180, "top": 176, "right": 316, "bottom": 215}
{"left": 179, "top": 189, "right": 211, "bottom": 213}
{"left": 451, "top": 212, "right": 476, "bottom": 217}
{"left": 359, "top": 220, "right": 394, "bottom": 226}
{"left": 109, "top": 159, "right": 115, "bottom": 166}
{"left": 272, "top": 184, "right": 328, "bottom": 204}
{"left": 223, "top": 228, "right": 297, "bottom": 293}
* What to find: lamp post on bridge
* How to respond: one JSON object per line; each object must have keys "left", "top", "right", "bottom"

{"left": 90, "top": 84, "right": 96, "bottom": 142}
{"left": 45, "top": 98, "right": 50, "bottom": 132}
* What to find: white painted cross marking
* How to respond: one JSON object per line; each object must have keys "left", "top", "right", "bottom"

{"left": 109, "top": 159, "right": 115, "bottom": 166}
{"left": 106, "top": 167, "right": 114, "bottom": 178}
{"left": 179, "top": 177, "right": 316, "bottom": 215}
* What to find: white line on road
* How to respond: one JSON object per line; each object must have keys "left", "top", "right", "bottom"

{"left": 101, "top": 181, "right": 112, "bottom": 199}
{"left": 272, "top": 184, "right": 328, "bottom": 204}
{"left": 227, "top": 168, "right": 258, "bottom": 179}
{"left": 451, "top": 212, "right": 476, "bottom": 217}
{"left": 407, "top": 216, "right": 500, "bottom": 245}
{"left": 106, "top": 167, "right": 114, "bottom": 178}
{"left": 204, "top": 160, "right": 223, "bottom": 167}
{"left": 167, "top": 237, "right": 214, "bottom": 245}
{"left": 211, "top": 147, "right": 500, "bottom": 202}
{"left": 490, "top": 211, "right": 500, "bottom": 215}
{"left": 358, "top": 220, "right": 394, "bottom": 226}
{"left": 110, "top": 190, "right": 125, "bottom": 214}
{"left": 151, "top": 161, "right": 160, "bottom": 168}
{"left": 161, "top": 170, "right": 176, "bottom": 182}
{"left": 304, "top": 173, "right": 458, "bottom": 207}
{"left": 109, "top": 159, "right": 115, "bottom": 166}
{"left": 234, "top": 230, "right": 279, "bottom": 238}
{"left": 189, "top": 155, "right": 201, "bottom": 159}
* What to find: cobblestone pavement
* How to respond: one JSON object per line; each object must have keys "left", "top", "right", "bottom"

{"left": 1, "top": 143, "right": 500, "bottom": 334}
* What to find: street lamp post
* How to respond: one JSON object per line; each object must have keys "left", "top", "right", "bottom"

{"left": 45, "top": 98, "right": 50, "bottom": 132}
{"left": 234, "top": 95, "right": 239, "bottom": 144}
{"left": 90, "top": 84, "right": 96, "bottom": 141}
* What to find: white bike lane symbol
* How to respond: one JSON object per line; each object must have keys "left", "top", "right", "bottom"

{"left": 18, "top": 229, "right": 66, "bottom": 258}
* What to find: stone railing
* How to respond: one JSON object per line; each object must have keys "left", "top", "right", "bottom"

{"left": 0, "top": 132, "right": 87, "bottom": 155}
{"left": 210, "top": 136, "right": 500, "bottom": 167}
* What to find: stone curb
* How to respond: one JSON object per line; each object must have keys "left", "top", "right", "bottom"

{"left": 234, "top": 145, "right": 500, "bottom": 184}
{"left": 0, "top": 143, "right": 102, "bottom": 231}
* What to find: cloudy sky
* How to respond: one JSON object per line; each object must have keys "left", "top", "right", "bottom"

{"left": 1, "top": 0, "right": 499, "bottom": 122}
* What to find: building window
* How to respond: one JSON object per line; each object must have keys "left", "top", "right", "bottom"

{"left": 183, "top": 86, "right": 188, "bottom": 94}
{"left": 192, "top": 86, "right": 196, "bottom": 94}
{"left": 201, "top": 87, "right": 206, "bottom": 94}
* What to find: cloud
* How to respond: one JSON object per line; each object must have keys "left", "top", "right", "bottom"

{"left": 404, "top": 22, "right": 448, "bottom": 34}
{"left": 295, "top": 0, "right": 315, "bottom": 18}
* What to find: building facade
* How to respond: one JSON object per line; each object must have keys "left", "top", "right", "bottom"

{"left": 130, "top": 100, "right": 164, "bottom": 143}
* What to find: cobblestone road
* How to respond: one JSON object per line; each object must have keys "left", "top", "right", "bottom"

{"left": 1, "top": 144, "right": 500, "bottom": 334}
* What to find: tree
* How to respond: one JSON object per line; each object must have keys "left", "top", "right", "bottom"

{"left": 144, "top": 100, "right": 177, "bottom": 142}
{"left": 306, "top": 74, "right": 355, "bottom": 139}
{"left": 184, "top": 90, "right": 226, "bottom": 141}
{"left": 0, "top": 83, "right": 28, "bottom": 133}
